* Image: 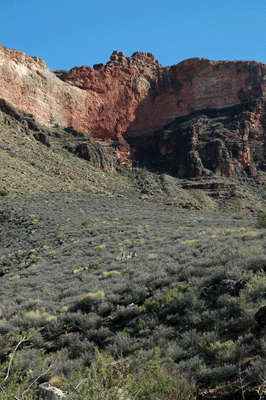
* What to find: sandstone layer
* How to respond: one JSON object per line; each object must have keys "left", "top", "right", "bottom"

{"left": 1, "top": 43, "right": 266, "bottom": 154}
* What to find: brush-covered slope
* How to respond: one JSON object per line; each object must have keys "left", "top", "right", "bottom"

{"left": 1, "top": 91, "right": 266, "bottom": 400}
{"left": 2, "top": 179, "right": 266, "bottom": 399}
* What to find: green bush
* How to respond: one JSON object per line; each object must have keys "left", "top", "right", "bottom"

{"left": 99, "top": 270, "right": 122, "bottom": 279}
{"left": 79, "top": 291, "right": 105, "bottom": 304}
{"left": 0, "top": 329, "right": 47, "bottom": 400}
{"left": 81, "top": 218, "right": 91, "bottom": 227}
{"left": 88, "top": 262, "right": 102, "bottom": 270}
{"left": 139, "top": 283, "right": 188, "bottom": 313}
{"left": 76, "top": 291, "right": 106, "bottom": 312}
{"left": 0, "top": 188, "right": 9, "bottom": 197}
{"left": 61, "top": 347, "right": 196, "bottom": 399}
{"left": 257, "top": 212, "right": 266, "bottom": 228}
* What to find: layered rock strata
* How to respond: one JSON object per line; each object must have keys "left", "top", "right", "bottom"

{"left": 128, "top": 97, "right": 266, "bottom": 178}
{"left": 1, "top": 44, "right": 266, "bottom": 144}
{"left": 1, "top": 44, "right": 266, "bottom": 170}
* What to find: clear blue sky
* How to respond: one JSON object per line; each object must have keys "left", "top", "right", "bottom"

{"left": 1, "top": 0, "right": 266, "bottom": 71}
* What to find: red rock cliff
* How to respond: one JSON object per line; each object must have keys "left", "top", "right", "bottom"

{"left": 1, "top": 44, "right": 266, "bottom": 149}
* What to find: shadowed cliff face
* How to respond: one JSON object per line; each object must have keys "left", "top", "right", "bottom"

{"left": 127, "top": 98, "right": 266, "bottom": 178}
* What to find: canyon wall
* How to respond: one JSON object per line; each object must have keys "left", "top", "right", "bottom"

{"left": 1, "top": 44, "right": 266, "bottom": 150}
{"left": 128, "top": 97, "right": 266, "bottom": 178}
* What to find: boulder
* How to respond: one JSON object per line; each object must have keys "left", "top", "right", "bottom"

{"left": 39, "top": 382, "right": 66, "bottom": 400}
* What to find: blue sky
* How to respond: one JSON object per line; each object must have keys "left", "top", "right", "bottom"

{"left": 1, "top": 0, "right": 266, "bottom": 71}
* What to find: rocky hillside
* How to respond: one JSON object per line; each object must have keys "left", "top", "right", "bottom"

{"left": 1, "top": 97, "right": 266, "bottom": 213}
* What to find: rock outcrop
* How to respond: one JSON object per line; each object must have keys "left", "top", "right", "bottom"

{"left": 39, "top": 383, "right": 66, "bottom": 400}
{"left": 1, "top": 44, "right": 266, "bottom": 174}
{"left": 0, "top": 98, "right": 118, "bottom": 177}
{"left": 1, "top": 44, "right": 266, "bottom": 138}
{"left": 128, "top": 97, "right": 266, "bottom": 178}
{"left": 93, "top": 50, "right": 162, "bottom": 70}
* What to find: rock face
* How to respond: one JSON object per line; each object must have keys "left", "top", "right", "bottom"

{"left": 1, "top": 44, "right": 266, "bottom": 173}
{"left": 128, "top": 97, "right": 266, "bottom": 178}
{"left": 1, "top": 44, "right": 266, "bottom": 138}
{"left": 93, "top": 50, "right": 162, "bottom": 70}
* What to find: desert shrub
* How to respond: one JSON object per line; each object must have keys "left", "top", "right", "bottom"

{"left": 94, "top": 244, "right": 106, "bottom": 249}
{"left": 176, "top": 354, "right": 205, "bottom": 378}
{"left": 96, "top": 301, "right": 113, "bottom": 317}
{"left": 239, "top": 245, "right": 263, "bottom": 259}
{"left": 257, "top": 211, "right": 266, "bottom": 228}
{"left": 201, "top": 339, "right": 236, "bottom": 363}
{"left": 232, "top": 213, "right": 246, "bottom": 220}
{"left": 57, "top": 310, "right": 101, "bottom": 331}
{"left": 196, "top": 264, "right": 229, "bottom": 286}
{"left": 139, "top": 284, "right": 188, "bottom": 313}
{"left": 79, "top": 290, "right": 105, "bottom": 303}
{"left": 219, "top": 311, "right": 255, "bottom": 335}
{"left": 113, "top": 283, "right": 149, "bottom": 306}
{"left": 114, "top": 304, "right": 140, "bottom": 322}
{"left": 166, "top": 342, "right": 185, "bottom": 362}
{"left": 4, "top": 191, "right": 266, "bottom": 395}
{"left": 76, "top": 291, "right": 106, "bottom": 312}
{"left": 241, "top": 272, "right": 266, "bottom": 303}
{"left": 88, "top": 262, "right": 102, "bottom": 270}
{"left": 99, "top": 270, "right": 121, "bottom": 279}
{"left": 195, "top": 363, "right": 237, "bottom": 387}
{"left": 234, "top": 333, "right": 256, "bottom": 362}
{"left": 0, "top": 329, "right": 49, "bottom": 400}
{"left": 61, "top": 347, "right": 196, "bottom": 400}
{"left": 195, "top": 309, "right": 219, "bottom": 331}
{"left": 56, "top": 334, "right": 94, "bottom": 359}
{"left": 152, "top": 325, "right": 174, "bottom": 342}
{"left": 243, "top": 254, "right": 266, "bottom": 273}
{"left": 107, "top": 332, "right": 134, "bottom": 357}
{"left": 86, "top": 327, "right": 112, "bottom": 345}
{"left": 81, "top": 218, "right": 91, "bottom": 227}
{"left": 0, "top": 356, "right": 38, "bottom": 399}
{"left": 0, "top": 188, "right": 9, "bottom": 197}
{"left": 124, "top": 316, "right": 153, "bottom": 337}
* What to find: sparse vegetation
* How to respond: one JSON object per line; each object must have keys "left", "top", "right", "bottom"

{"left": 1, "top": 191, "right": 266, "bottom": 398}
{"left": 2, "top": 105, "right": 266, "bottom": 398}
